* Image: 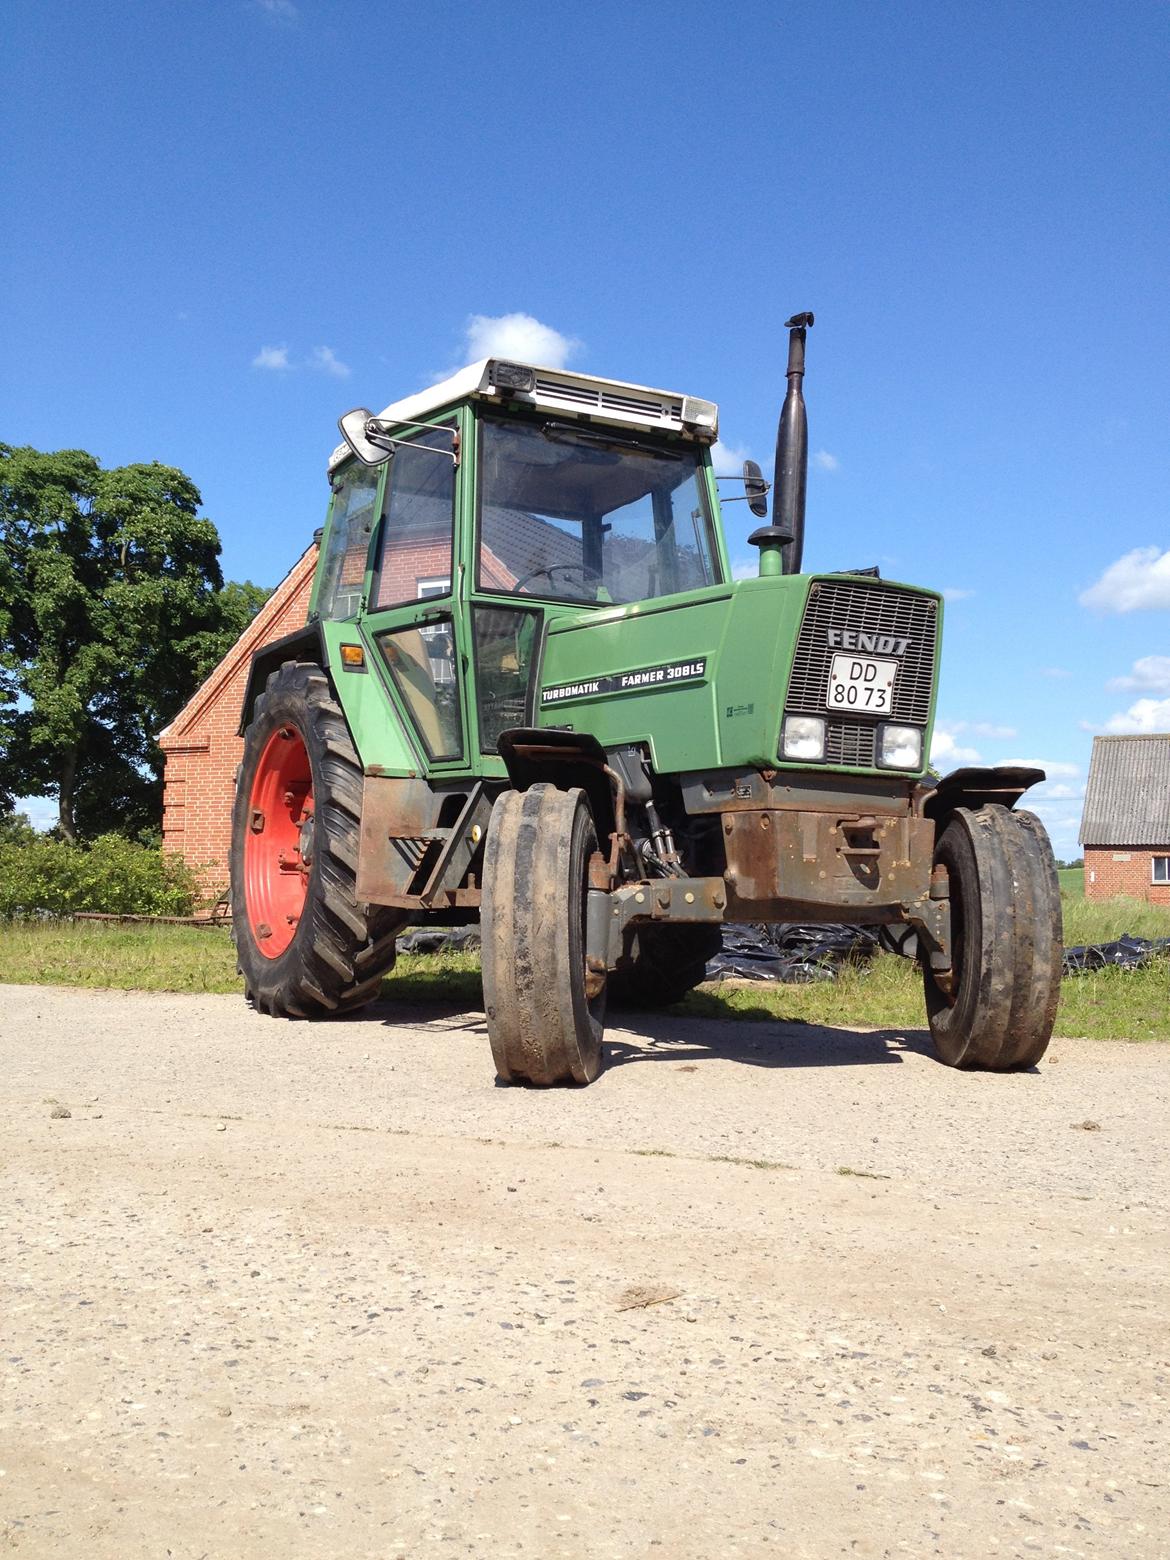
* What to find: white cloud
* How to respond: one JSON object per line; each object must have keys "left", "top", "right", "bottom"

{"left": 731, "top": 557, "right": 758, "bottom": 580}
{"left": 1041, "top": 783, "right": 1083, "bottom": 801}
{"left": 942, "top": 586, "right": 974, "bottom": 603}
{"left": 712, "top": 440, "right": 751, "bottom": 476}
{"left": 465, "top": 312, "right": 580, "bottom": 370}
{"left": 931, "top": 728, "right": 981, "bottom": 766}
{"left": 1079, "top": 546, "right": 1170, "bottom": 613}
{"left": 1108, "top": 654, "right": 1170, "bottom": 694}
{"left": 1098, "top": 696, "right": 1170, "bottom": 735}
{"left": 1039, "top": 666, "right": 1071, "bottom": 679}
{"left": 1000, "top": 757, "right": 1080, "bottom": 778}
{"left": 256, "top": 0, "right": 299, "bottom": 22}
{"left": 938, "top": 718, "right": 1014, "bottom": 741}
{"left": 252, "top": 344, "right": 290, "bottom": 370}
{"left": 308, "top": 345, "right": 350, "bottom": 378}
{"left": 812, "top": 449, "right": 839, "bottom": 472}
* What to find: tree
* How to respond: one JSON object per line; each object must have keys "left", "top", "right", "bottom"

{"left": 0, "top": 443, "right": 269, "bottom": 840}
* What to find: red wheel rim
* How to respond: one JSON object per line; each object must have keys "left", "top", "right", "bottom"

{"left": 243, "top": 725, "right": 313, "bottom": 958}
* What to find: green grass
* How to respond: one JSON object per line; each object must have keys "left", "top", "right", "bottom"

{"left": 0, "top": 921, "right": 482, "bottom": 1004}
{"left": 2, "top": 887, "right": 1168, "bottom": 1042}
{"left": 1061, "top": 893, "right": 1170, "bottom": 944}
{"left": 1058, "top": 866, "right": 1084, "bottom": 895}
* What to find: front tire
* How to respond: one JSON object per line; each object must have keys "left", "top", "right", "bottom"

{"left": 230, "top": 661, "right": 405, "bottom": 1017}
{"left": 924, "top": 805, "right": 1062, "bottom": 1070}
{"left": 481, "top": 785, "right": 605, "bottom": 1085}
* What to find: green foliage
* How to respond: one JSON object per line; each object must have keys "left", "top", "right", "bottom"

{"left": 0, "top": 807, "right": 37, "bottom": 845}
{"left": 0, "top": 443, "right": 270, "bottom": 840}
{"left": 0, "top": 833, "right": 198, "bottom": 917}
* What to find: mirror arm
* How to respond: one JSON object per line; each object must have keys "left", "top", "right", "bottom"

{"left": 716, "top": 475, "right": 773, "bottom": 504}
{"left": 366, "top": 419, "right": 460, "bottom": 465}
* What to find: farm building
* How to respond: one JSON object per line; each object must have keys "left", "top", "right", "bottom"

{"left": 1079, "top": 733, "right": 1170, "bottom": 903}
{"left": 159, "top": 545, "right": 317, "bottom": 896}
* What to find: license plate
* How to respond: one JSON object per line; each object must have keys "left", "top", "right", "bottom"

{"left": 826, "top": 653, "right": 897, "bottom": 713}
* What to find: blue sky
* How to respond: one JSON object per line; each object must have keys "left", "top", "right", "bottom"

{"left": 3, "top": 0, "right": 1168, "bottom": 853}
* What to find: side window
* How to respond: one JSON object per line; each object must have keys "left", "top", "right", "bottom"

{"left": 319, "top": 464, "right": 379, "bottom": 619}
{"left": 372, "top": 427, "right": 456, "bottom": 611}
{"left": 378, "top": 619, "right": 462, "bottom": 762}
{"left": 1154, "top": 856, "right": 1169, "bottom": 884}
{"left": 472, "top": 605, "right": 540, "bottom": 753}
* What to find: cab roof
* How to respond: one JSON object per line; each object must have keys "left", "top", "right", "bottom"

{"left": 327, "top": 358, "right": 718, "bottom": 472}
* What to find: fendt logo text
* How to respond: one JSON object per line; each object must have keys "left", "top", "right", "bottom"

{"left": 826, "top": 630, "right": 910, "bottom": 656}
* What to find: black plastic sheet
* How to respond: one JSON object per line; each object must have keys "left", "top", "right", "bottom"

{"left": 705, "top": 922, "right": 880, "bottom": 984}
{"left": 395, "top": 921, "right": 1170, "bottom": 983}
{"left": 396, "top": 925, "right": 481, "bottom": 956}
{"left": 1062, "top": 935, "right": 1170, "bottom": 974}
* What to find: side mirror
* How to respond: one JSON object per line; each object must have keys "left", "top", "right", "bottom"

{"left": 743, "top": 459, "right": 769, "bottom": 518}
{"left": 338, "top": 408, "right": 394, "bottom": 468}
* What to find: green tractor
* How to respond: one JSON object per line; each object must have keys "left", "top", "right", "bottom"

{"left": 231, "top": 314, "right": 1062, "bottom": 1083}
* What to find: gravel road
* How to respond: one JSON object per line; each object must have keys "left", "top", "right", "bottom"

{"left": 2, "top": 983, "right": 1168, "bottom": 1558}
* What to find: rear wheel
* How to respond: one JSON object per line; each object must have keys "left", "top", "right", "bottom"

{"left": 481, "top": 784, "right": 605, "bottom": 1085}
{"left": 230, "top": 661, "right": 406, "bottom": 1017}
{"left": 924, "top": 805, "right": 1062, "bottom": 1070}
{"left": 608, "top": 924, "right": 722, "bottom": 1009}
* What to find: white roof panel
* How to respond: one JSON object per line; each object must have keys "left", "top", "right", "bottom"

{"left": 328, "top": 359, "right": 715, "bottom": 471}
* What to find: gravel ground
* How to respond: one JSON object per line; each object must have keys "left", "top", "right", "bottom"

{"left": 2, "top": 983, "right": 1168, "bottom": 1559}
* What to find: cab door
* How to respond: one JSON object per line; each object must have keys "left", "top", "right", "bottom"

{"left": 359, "top": 421, "right": 471, "bottom": 774}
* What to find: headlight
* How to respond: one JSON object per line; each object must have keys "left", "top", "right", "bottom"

{"left": 781, "top": 715, "right": 826, "bottom": 761}
{"left": 878, "top": 724, "right": 923, "bottom": 770}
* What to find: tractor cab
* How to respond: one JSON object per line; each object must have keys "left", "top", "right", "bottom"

{"left": 313, "top": 358, "right": 731, "bottom": 777}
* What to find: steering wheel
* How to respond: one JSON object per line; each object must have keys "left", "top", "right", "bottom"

{"left": 512, "top": 562, "right": 594, "bottom": 597}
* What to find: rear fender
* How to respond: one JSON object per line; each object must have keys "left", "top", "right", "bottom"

{"left": 238, "top": 624, "right": 326, "bottom": 736}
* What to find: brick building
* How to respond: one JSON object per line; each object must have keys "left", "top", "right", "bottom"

{"left": 1079, "top": 733, "right": 1170, "bottom": 903}
{"left": 159, "top": 545, "right": 317, "bottom": 896}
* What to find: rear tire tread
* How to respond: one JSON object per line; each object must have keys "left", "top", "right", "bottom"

{"left": 231, "top": 660, "right": 406, "bottom": 1018}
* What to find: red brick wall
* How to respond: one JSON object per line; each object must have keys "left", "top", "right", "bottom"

{"left": 160, "top": 546, "right": 318, "bottom": 899}
{"left": 1084, "top": 845, "right": 1170, "bottom": 903}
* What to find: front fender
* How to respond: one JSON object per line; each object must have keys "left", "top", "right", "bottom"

{"left": 922, "top": 765, "right": 1045, "bottom": 828}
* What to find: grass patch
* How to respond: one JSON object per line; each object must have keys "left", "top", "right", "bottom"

{"left": 1062, "top": 894, "right": 1170, "bottom": 944}
{"left": 0, "top": 920, "right": 242, "bottom": 994}
{"left": 0, "top": 920, "right": 481, "bottom": 1004}
{"left": 1057, "top": 867, "right": 1084, "bottom": 895}
{"left": 2, "top": 887, "right": 1168, "bottom": 1042}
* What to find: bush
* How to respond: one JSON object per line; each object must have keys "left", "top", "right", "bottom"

{"left": 0, "top": 833, "right": 198, "bottom": 918}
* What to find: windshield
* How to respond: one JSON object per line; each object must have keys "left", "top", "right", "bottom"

{"left": 477, "top": 418, "right": 721, "bottom": 604}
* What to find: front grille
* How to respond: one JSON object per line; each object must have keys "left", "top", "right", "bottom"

{"left": 785, "top": 580, "right": 939, "bottom": 767}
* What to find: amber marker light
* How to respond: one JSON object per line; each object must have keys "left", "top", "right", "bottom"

{"left": 339, "top": 643, "right": 365, "bottom": 668}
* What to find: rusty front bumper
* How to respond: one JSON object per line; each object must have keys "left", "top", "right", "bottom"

{"left": 721, "top": 807, "right": 935, "bottom": 922}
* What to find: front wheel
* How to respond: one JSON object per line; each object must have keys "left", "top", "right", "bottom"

{"left": 481, "top": 785, "right": 605, "bottom": 1085}
{"left": 924, "top": 805, "right": 1062, "bottom": 1070}
{"left": 230, "top": 661, "right": 405, "bottom": 1017}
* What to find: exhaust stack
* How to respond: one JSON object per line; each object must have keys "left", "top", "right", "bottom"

{"left": 748, "top": 311, "right": 814, "bottom": 577}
